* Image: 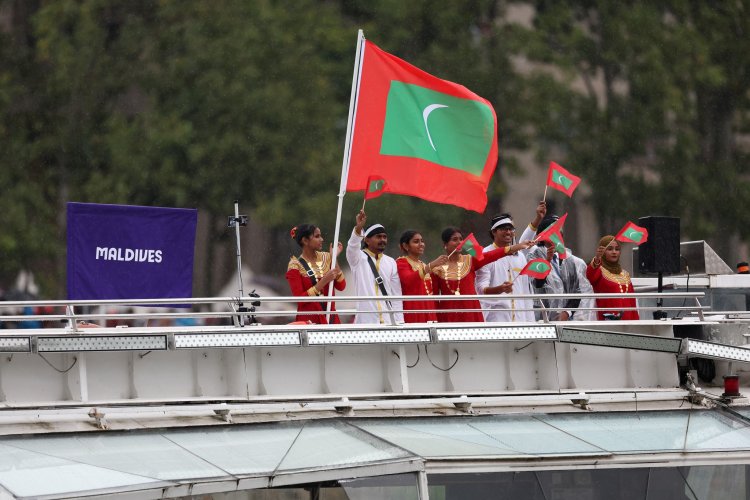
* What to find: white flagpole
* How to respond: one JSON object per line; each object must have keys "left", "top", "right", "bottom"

{"left": 326, "top": 29, "right": 366, "bottom": 313}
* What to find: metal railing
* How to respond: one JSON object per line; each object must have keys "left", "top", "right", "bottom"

{"left": 0, "top": 291, "right": 709, "bottom": 330}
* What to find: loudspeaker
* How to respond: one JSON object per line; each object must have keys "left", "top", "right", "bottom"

{"left": 638, "top": 216, "right": 680, "bottom": 274}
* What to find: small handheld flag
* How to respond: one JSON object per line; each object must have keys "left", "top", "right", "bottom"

{"left": 364, "top": 175, "right": 387, "bottom": 200}
{"left": 455, "top": 233, "right": 484, "bottom": 261}
{"left": 520, "top": 259, "right": 552, "bottom": 280}
{"left": 362, "top": 175, "right": 387, "bottom": 210}
{"left": 535, "top": 213, "right": 569, "bottom": 259}
{"left": 545, "top": 162, "right": 581, "bottom": 198}
{"left": 615, "top": 221, "right": 649, "bottom": 245}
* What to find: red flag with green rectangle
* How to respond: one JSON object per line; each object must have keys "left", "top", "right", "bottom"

{"left": 535, "top": 213, "right": 569, "bottom": 259}
{"left": 364, "top": 175, "right": 387, "bottom": 200}
{"left": 615, "top": 221, "right": 649, "bottom": 245}
{"left": 457, "top": 233, "right": 484, "bottom": 261}
{"left": 546, "top": 162, "right": 581, "bottom": 197}
{"left": 520, "top": 259, "right": 552, "bottom": 279}
{"left": 346, "top": 40, "right": 498, "bottom": 212}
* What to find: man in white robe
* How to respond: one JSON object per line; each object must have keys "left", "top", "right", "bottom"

{"left": 476, "top": 202, "right": 546, "bottom": 322}
{"left": 346, "top": 210, "right": 403, "bottom": 324}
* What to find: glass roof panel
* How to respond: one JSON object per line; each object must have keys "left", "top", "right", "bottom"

{"left": 0, "top": 443, "right": 160, "bottom": 498}
{"left": 2, "top": 432, "right": 228, "bottom": 481}
{"left": 167, "top": 423, "right": 303, "bottom": 475}
{"left": 278, "top": 420, "right": 413, "bottom": 472}
{"left": 1, "top": 409, "right": 749, "bottom": 498}
{"left": 537, "top": 411, "right": 691, "bottom": 452}
{"left": 358, "top": 418, "right": 526, "bottom": 457}
{"left": 470, "top": 415, "right": 606, "bottom": 455}
{"left": 685, "top": 411, "right": 750, "bottom": 450}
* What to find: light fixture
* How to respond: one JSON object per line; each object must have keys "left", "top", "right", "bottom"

{"left": 558, "top": 328, "right": 682, "bottom": 353}
{"left": 436, "top": 326, "right": 557, "bottom": 342}
{"left": 0, "top": 337, "right": 31, "bottom": 352}
{"left": 174, "top": 332, "right": 300, "bottom": 348}
{"left": 684, "top": 339, "right": 750, "bottom": 363}
{"left": 306, "top": 329, "right": 430, "bottom": 345}
{"left": 37, "top": 335, "right": 167, "bottom": 352}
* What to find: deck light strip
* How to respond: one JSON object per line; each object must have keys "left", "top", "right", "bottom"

{"left": 174, "top": 332, "right": 300, "bottom": 348}
{"left": 685, "top": 339, "right": 750, "bottom": 363}
{"left": 436, "top": 326, "right": 557, "bottom": 342}
{"left": 559, "top": 328, "right": 682, "bottom": 353}
{"left": 307, "top": 329, "right": 430, "bottom": 345}
{"left": 0, "top": 337, "right": 31, "bottom": 352}
{"left": 37, "top": 335, "right": 167, "bottom": 352}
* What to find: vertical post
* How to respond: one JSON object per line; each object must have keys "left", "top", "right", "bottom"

{"left": 327, "top": 29, "right": 367, "bottom": 314}
{"left": 653, "top": 271, "right": 666, "bottom": 319}
{"left": 232, "top": 200, "right": 246, "bottom": 327}
{"left": 417, "top": 470, "right": 430, "bottom": 500}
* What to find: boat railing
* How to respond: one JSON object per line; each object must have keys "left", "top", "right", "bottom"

{"left": 0, "top": 291, "right": 708, "bottom": 330}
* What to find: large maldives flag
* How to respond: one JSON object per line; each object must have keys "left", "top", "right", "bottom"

{"left": 67, "top": 202, "right": 197, "bottom": 302}
{"left": 347, "top": 40, "right": 498, "bottom": 212}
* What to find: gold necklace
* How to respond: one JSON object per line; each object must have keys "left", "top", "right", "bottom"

{"left": 405, "top": 256, "right": 433, "bottom": 295}
{"left": 602, "top": 267, "right": 630, "bottom": 293}
{"left": 443, "top": 259, "right": 464, "bottom": 295}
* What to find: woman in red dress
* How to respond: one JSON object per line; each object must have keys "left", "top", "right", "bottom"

{"left": 286, "top": 224, "right": 346, "bottom": 324}
{"left": 431, "top": 227, "right": 533, "bottom": 323}
{"left": 586, "top": 235, "right": 639, "bottom": 320}
{"left": 396, "top": 230, "right": 449, "bottom": 323}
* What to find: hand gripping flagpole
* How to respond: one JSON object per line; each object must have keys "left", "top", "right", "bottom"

{"left": 326, "top": 29, "right": 366, "bottom": 315}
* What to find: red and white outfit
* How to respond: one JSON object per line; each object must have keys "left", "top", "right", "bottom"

{"left": 286, "top": 252, "right": 346, "bottom": 324}
{"left": 397, "top": 256, "right": 437, "bottom": 323}
{"left": 431, "top": 246, "right": 512, "bottom": 323}
{"left": 586, "top": 263, "right": 639, "bottom": 320}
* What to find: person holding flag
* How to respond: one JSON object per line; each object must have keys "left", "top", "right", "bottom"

{"left": 527, "top": 215, "right": 596, "bottom": 321}
{"left": 346, "top": 209, "right": 404, "bottom": 324}
{"left": 475, "top": 203, "right": 546, "bottom": 322}
{"left": 396, "top": 230, "right": 449, "bottom": 323}
{"left": 286, "top": 224, "right": 346, "bottom": 324}
{"left": 586, "top": 235, "right": 640, "bottom": 320}
{"left": 432, "top": 227, "right": 533, "bottom": 322}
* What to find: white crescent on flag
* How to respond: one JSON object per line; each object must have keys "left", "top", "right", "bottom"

{"left": 422, "top": 103, "right": 449, "bottom": 151}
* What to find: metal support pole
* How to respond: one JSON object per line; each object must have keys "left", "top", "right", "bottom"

{"left": 229, "top": 201, "right": 249, "bottom": 326}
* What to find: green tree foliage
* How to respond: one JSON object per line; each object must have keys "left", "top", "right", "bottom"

{"left": 0, "top": 0, "right": 354, "bottom": 294}
{"left": 1, "top": 0, "right": 749, "bottom": 296}
{"left": 512, "top": 1, "right": 750, "bottom": 257}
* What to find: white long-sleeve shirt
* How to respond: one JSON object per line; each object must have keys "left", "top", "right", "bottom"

{"left": 346, "top": 229, "right": 404, "bottom": 324}
{"left": 475, "top": 225, "right": 537, "bottom": 322}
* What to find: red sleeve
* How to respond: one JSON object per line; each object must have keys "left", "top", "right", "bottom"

{"left": 586, "top": 264, "right": 602, "bottom": 286}
{"left": 397, "top": 258, "right": 418, "bottom": 292}
{"left": 286, "top": 268, "right": 309, "bottom": 297}
{"left": 473, "top": 246, "right": 508, "bottom": 270}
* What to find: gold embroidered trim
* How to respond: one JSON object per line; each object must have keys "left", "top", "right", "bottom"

{"left": 433, "top": 255, "right": 471, "bottom": 280}
{"left": 398, "top": 256, "right": 426, "bottom": 279}
{"left": 287, "top": 251, "right": 331, "bottom": 279}
{"left": 601, "top": 267, "right": 631, "bottom": 288}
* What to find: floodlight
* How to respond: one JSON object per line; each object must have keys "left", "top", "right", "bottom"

{"left": 436, "top": 326, "right": 557, "bottom": 342}
{"left": 37, "top": 335, "right": 167, "bottom": 352}
{"left": 558, "top": 328, "right": 682, "bottom": 353}
{"left": 306, "top": 329, "right": 430, "bottom": 345}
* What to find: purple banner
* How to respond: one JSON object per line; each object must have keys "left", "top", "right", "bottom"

{"left": 67, "top": 202, "right": 197, "bottom": 302}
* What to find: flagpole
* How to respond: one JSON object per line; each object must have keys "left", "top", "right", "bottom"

{"left": 326, "top": 29, "right": 366, "bottom": 313}
{"left": 542, "top": 184, "right": 548, "bottom": 202}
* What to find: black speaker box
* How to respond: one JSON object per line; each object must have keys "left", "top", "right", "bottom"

{"left": 637, "top": 216, "right": 680, "bottom": 274}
